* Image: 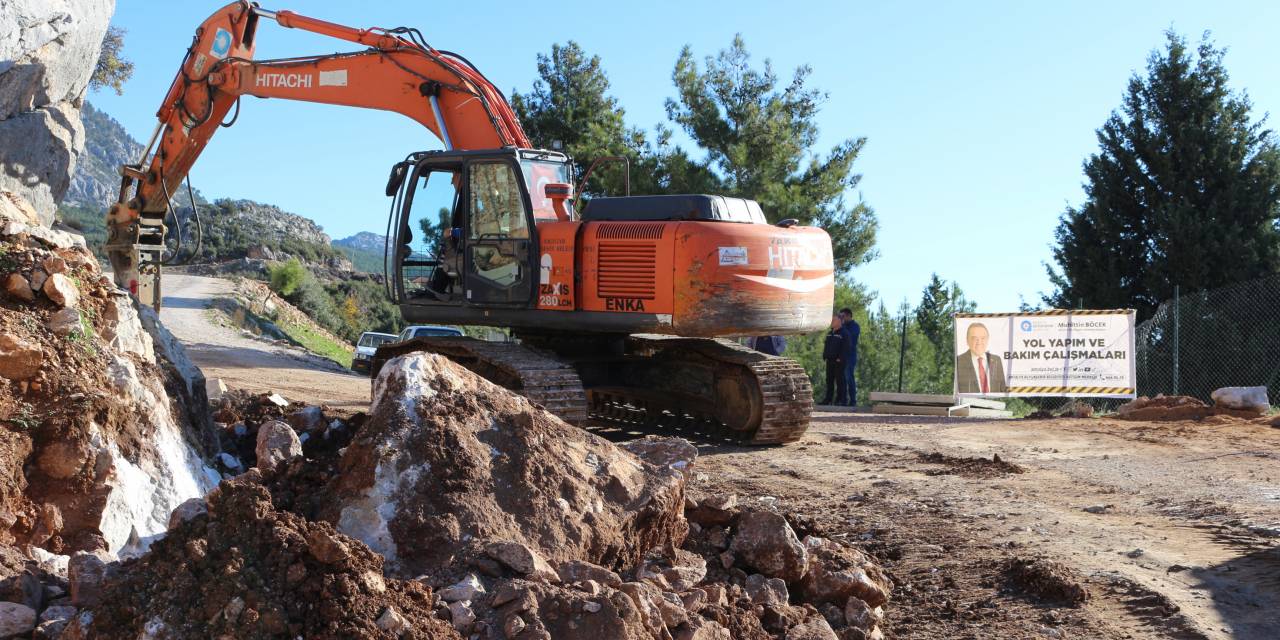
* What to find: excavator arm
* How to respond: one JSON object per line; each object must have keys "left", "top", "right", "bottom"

{"left": 107, "top": 1, "right": 531, "bottom": 307}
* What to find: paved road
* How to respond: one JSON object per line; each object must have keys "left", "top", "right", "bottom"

{"left": 159, "top": 274, "right": 370, "bottom": 409}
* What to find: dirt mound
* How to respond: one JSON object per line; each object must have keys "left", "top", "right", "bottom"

{"left": 919, "top": 452, "right": 1025, "bottom": 477}
{"left": 330, "top": 353, "right": 687, "bottom": 577}
{"left": 79, "top": 478, "right": 458, "bottom": 639}
{"left": 1115, "top": 394, "right": 1260, "bottom": 422}
{"left": 1002, "top": 557, "right": 1090, "bottom": 606}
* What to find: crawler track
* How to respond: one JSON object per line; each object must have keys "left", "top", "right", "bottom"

{"left": 375, "top": 335, "right": 812, "bottom": 444}
{"left": 373, "top": 337, "right": 588, "bottom": 425}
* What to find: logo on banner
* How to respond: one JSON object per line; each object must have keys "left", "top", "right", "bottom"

{"left": 210, "top": 28, "right": 232, "bottom": 58}
{"left": 1020, "top": 320, "right": 1033, "bottom": 331}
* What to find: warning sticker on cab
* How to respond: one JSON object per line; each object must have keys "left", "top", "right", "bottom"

{"left": 718, "top": 247, "right": 748, "bottom": 266}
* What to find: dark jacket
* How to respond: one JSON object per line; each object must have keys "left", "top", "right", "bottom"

{"left": 840, "top": 320, "right": 860, "bottom": 362}
{"left": 822, "top": 330, "right": 847, "bottom": 362}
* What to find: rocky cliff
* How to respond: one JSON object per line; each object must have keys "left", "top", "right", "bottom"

{"left": 0, "top": 0, "right": 114, "bottom": 225}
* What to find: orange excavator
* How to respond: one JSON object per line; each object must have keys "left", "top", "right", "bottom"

{"left": 106, "top": 2, "right": 835, "bottom": 443}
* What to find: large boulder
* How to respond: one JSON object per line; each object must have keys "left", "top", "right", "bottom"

{"left": 731, "top": 511, "right": 809, "bottom": 584}
{"left": 333, "top": 353, "right": 690, "bottom": 576}
{"left": 0, "top": 0, "right": 115, "bottom": 223}
{"left": 1211, "top": 386, "right": 1270, "bottom": 414}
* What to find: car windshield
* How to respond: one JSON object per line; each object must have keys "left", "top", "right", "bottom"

{"left": 357, "top": 334, "right": 395, "bottom": 348}
{"left": 412, "top": 328, "right": 460, "bottom": 338}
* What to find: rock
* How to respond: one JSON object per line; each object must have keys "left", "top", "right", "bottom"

{"left": 745, "top": 573, "right": 790, "bottom": 605}
{"left": 0, "top": 333, "right": 42, "bottom": 380}
{"left": 375, "top": 607, "right": 409, "bottom": 636}
{"left": 306, "top": 529, "right": 350, "bottom": 564}
{"left": 3, "top": 274, "right": 33, "bottom": 302}
{"left": 486, "top": 542, "right": 560, "bottom": 582}
{"left": 167, "top": 498, "right": 207, "bottom": 530}
{"left": 677, "top": 618, "right": 732, "bottom": 640}
{"left": 1211, "top": 386, "right": 1269, "bottom": 414}
{"left": 41, "top": 256, "right": 67, "bottom": 274}
{"left": 0, "top": 602, "right": 36, "bottom": 638}
{"left": 336, "top": 354, "right": 685, "bottom": 576}
{"left": 1061, "top": 401, "right": 1094, "bottom": 418}
{"left": 731, "top": 510, "right": 809, "bottom": 583}
{"left": 205, "top": 377, "right": 227, "bottom": 402}
{"left": 287, "top": 405, "right": 324, "bottom": 432}
{"left": 785, "top": 616, "right": 839, "bottom": 640}
{"left": 618, "top": 581, "right": 670, "bottom": 638}
{"left": 0, "top": 571, "right": 41, "bottom": 611}
{"left": 265, "top": 393, "right": 289, "bottom": 407}
{"left": 216, "top": 453, "right": 241, "bottom": 471}
{"left": 0, "top": 192, "right": 39, "bottom": 225}
{"left": 637, "top": 548, "right": 707, "bottom": 591}
{"left": 68, "top": 553, "right": 112, "bottom": 607}
{"left": 438, "top": 573, "right": 485, "bottom": 602}
{"left": 40, "top": 271, "right": 79, "bottom": 308}
{"left": 47, "top": 307, "right": 80, "bottom": 337}
{"left": 101, "top": 296, "right": 153, "bottom": 360}
{"left": 255, "top": 420, "right": 302, "bottom": 471}
{"left": 844, "top": 598, "right": 882, "bottom": 632}
{"left": 622, "top": 435, "right": 698, "bottom": 479}
{"left": 502, "top": 614, "right": 526, "bottom": 638}
{"left": 27, "top": 270, "right": 47, "bottom": 292}
{"left": 800, "top": 537, "right": 892, "bottom": 608}
{"left": 34, "top": 618, "right": 70, "bottom": 640}
{"left": 556, "top": 560, "right": 622, "bottom": 587}
{"left": 1083, "top": 504, "right": 1113, "bottom": 514}
{"left": 0, "top": 0, "right": 113, "bottom": 224}
{"left": 29, "top": 503, "right": 62, "bottom": 547}
{"left": 37, "top": 441, "right": 87, "bottom": 479}
{"left": 447, "top": 600, "right": 475, "bottom": 632}
{"left": 688, "top": 494, "right": 739, "bottom": 527}
{"left": 583, "top": 600, "right": 602, "bottom": 613}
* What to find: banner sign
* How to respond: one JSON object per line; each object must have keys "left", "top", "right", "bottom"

{"left": 953, "top": 310, "right": 1136, "bottom": 398}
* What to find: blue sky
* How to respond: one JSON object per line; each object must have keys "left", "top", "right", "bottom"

{"left": 92, "top": 1, "right": 1280, "bottom": 313}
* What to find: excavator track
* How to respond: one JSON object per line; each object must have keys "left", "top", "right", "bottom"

{"left": 584, "top": 336, "right": 813, "bottom": 445}
{"left": 372, "top": 337, "right": 588, "bottom": 426}
{"left": 375, "top": 335, "right": 812, "bottom": 445}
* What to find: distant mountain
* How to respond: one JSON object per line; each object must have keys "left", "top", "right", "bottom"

{"left": 333, "top": 232, "right": 386, "bottom": 274}
{"left": 66, "top": 102, "right": 203, "bottom": 211}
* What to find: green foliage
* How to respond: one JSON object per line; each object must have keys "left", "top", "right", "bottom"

{"left": 55, "top": 205, "right": 108, "bottom": 259}
{"left": 914, "top": 274, "right": 975, "bottom": 392}
{"left": 322, "top": 277, "right": 403, "bottom": 342}
{"left": 91, "top": 26, "right": 134, "bottom": 95}
{"left": 666, "top": 36, "right": 878, "bottom": 270}
{"left": 268, "top": 258, "right": 307, "bottom": 296}
{"left": 1046, "top": 31, "right": 1280, "bottom": 319}
{"left": 335, "top": 245, "right": 384, "bottom": 274}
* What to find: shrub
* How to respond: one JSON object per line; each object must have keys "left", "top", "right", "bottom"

{"left": 268, "top": 258, "right": 307, "bottom": 296}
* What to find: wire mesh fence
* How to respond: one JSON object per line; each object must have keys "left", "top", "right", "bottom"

{"left": 1134, "top": 275, "right": 1280, "bottom": 402}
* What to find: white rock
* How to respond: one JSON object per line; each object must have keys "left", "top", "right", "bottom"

{"left": 217, "top": 452, "right": 242, "bottom": 470}
{"left": 41, "top": 273, "right": 79, "bottom": 309}
{"left": 1210, "top": 386, "right": 1270, "bottom": 413}
{"left": 376, "top": 607, "right": 409, "bottom": 636}
{"left": 447, "top": 600, "right": 476, "bottom": 631}
{"left": 438, "top": 573, "right": 486, "bottom": 602}
{"left": 38, "top": 605, "right": 75, "bottom": 624}
{"left": 255, "top": 420, "right": 302, "bottom": 471}
{"left": 206, "top": 377, "right": 227, "bottom": 401}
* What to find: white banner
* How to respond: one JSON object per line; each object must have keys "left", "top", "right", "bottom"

{"left": 953, "top": 310, "right": 1136, "bottom": 398}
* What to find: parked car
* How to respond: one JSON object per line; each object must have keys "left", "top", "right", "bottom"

{"left": 366, "top": 325, "right": 466, "bottom": 378}
{"left": 351, "top": 331, "right": 398, "bottom": 374}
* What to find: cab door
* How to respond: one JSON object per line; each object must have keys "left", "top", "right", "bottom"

{"left": 464, "top": 159, "right": 534, "bottom": 306}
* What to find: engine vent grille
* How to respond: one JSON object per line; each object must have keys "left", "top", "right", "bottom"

{"left": 595, "top": 223, "right": 666, "bottom": 240}
{"left": 597, "top": 242, "right": 657, "bottom": 300}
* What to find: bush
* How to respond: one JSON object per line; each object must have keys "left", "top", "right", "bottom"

{"left": 268, "top": 258, "right": 307, "bottom": 296}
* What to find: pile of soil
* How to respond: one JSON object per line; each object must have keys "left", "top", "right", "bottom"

{"left": 918, "top": 452, "right": 1025, "bottom": 477}
{"left": 1002, "top": 557, "right": 1091, "bottom": 606}
{"left": 82, "top": 477, "right": 457, "bottom": 639}
{"left": 1115, "top": 394, "right": 1261, "bottom": 421}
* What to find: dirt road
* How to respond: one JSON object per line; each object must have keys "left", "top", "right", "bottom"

{"left": 159, "top": 274, "right": 370, "bottom": 409}
{"left": 670, "top": 411, "right": 1280, "bottom": 639}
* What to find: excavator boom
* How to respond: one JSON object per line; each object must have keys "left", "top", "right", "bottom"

{"left": 107, "top": 1, "right": 529, "bottom": 305}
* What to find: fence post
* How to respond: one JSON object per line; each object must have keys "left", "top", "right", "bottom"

{"left": 1172, "top": 285, "right": 1180, "bottom": 396}
{"left": 897, "top": 309, "right": 908, "bottom": 393}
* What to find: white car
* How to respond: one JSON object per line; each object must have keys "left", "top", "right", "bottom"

{"left": 351, "top": 331, "right": 398, "bottom": 374}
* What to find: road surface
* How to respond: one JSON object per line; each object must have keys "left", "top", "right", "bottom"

{"left": 159, "top": 274, "right": 370, "bottom": 409}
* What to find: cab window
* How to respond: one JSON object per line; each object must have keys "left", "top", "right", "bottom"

{"left": 468, "top": 162, "right": 528, "bottom": 239}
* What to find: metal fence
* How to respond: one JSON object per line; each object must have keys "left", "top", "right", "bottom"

{"left": 1134, "top": 275, "right": 1280, "bottom": 402}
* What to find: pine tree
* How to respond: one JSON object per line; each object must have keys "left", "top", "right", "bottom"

{"left": 666, "top": 36, "right": 878, "bottom": 269}
{"left": 1046, "top": 32, "right": 1280, "bottom": 318}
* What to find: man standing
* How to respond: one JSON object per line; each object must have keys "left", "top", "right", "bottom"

{"left": 838, "top": 308, "right": 860, "bottom": 406}
{"left": 955, "top": 322, "right": 1007, "bottom": 394}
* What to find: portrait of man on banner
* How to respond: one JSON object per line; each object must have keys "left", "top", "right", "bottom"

{"left": 956, "top": 321, "right": 1007, "bottom": 394}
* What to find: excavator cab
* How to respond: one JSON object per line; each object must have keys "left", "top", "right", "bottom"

{"left": 387, "top": 148, "right": 572, "bottom": 310}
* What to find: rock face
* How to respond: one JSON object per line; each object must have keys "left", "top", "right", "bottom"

{"left": 0, "top": 0, "right": 115, "bottom": 224}
{"left": 0, "top": 195, "right": 219, "bottom": 557}
{"left": 335, "top": 353, "right": 689, "bottom": 576}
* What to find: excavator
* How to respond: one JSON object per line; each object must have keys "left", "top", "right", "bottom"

{"left": 106, "top": 2, "right": 835, "bottom": 444}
